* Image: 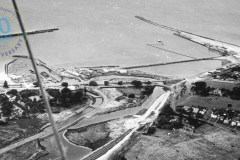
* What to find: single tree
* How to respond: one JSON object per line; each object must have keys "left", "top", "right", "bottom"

{"left": 61, "top": 82, "right": 68, "bottom": 87}
{"left": 131, "top": 80, "right": 142, "bottom": 88}
{"left": 3, "top": 80, "right": 9, "bottom": 88}
{"left": 227, "top": 104, "right": 232, "bottom": 109}
{"left": 118, "top": 81, "right": 123, "bottom": 85}
{"left": 33, "top": 81, "right": 39, "bottom": 87}
{"left": 33, "top": 97, "right": 37, "bottom": 103}
{"left": 104, "top": 81, "right": 109, "bottom": 86}
{"left": 61, "top": 87, "right": 71, "bottom": 95}
{"left": 89, "top": 81, "right": 98, "bottom": 86}
{"left": 128, "top": 94, "right": 135, "bottom": 98}
{"left": 145, "top": 81, "right": 152, "bottom": 85}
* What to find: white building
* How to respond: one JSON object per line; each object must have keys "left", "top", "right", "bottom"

{"left": 66, "top": 70, "right": 80, "bottom": 76}
{"left": 118, "top": 69, "right": 128, "bottom": 74}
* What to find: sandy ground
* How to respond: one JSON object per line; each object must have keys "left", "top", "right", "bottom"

{"left": 107, "top": 117, "right": 138, "bottom": 139}
{"left": 100, "top": 88, "right": 126, "bottom": 108}
{"left": 37, "top": 102, "right": 89, "bottom": 123}
{"left": 37, "top": 110, "right": 73, "bottom": 123}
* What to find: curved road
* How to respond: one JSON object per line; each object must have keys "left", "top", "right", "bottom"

{"left": 81, "top": 91, "right": 171, "bottom": 160}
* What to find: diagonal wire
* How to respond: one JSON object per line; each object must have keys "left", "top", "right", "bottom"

{"left": 11, "top": 1, "right": 67, "bottom": 159}
{"left": 146, "top": 44, "right": 197, "bottom": 59}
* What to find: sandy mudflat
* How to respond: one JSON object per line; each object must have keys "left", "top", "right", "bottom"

{"left": 107, "top": 117, "right": 138, "bottom": 139}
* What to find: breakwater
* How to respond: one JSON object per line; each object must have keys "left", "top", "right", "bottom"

{"left": 0, "top": 28, "right": 59, "bottom": 38}
{"left": 121, "top": 57, "right": 221, "bottom": 69}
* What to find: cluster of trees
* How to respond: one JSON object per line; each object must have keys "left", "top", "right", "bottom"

{"left": 102, "top": 80, "right": 151, "bottom": 87}
{"left": 131, "top": 80, "right": 152, "bottom": 88}
{"left": 5, "top": 89, "right": 45, "bottom": 115}
{"left": 191, "top": 81, "right": 211, "bottom": 96}
{"left": 220, "top": 87, "right": 240, "bottom": 100}
{"left": 0, "top": 82, "right": 86, "bottom": 117}
{"left": 21, "top": 96, "right": 45, "bottom": 114}
{"left": 120, "top": 81, "right": 154, "bottom": 99}
{"left": 155, "top": 103, "right": 182, "bottom": 130}
{"left": 191, "top": 81, "right": 240, "bottom": 100}
{"left": 19, "top": 89, "right": 39, "bottom": 99}
{"left": 231, "top": 66, "right": 240, "bottom": 72}
{"left": 141, "top": 86, "right": 155, "bottom": 95}
{"left": 6, "top": 89, "right": 18, "bottom": 96}
{"left": 46, "top": 82, "right": 85, "bottom": 108}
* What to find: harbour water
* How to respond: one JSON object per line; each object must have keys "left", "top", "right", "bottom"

{"left": 1, "top": 0, "right": 240, "bottom": 77}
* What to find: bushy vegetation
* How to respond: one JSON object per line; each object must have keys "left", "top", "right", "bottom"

{"left": 141, "top": 86, "right": 155, "bottom": 95}
{"left": 19, "top": 89, "right": 39, "bottom": 98}
{"left": 131, "top": 80, "right": 142, "bottom": 88}
{"left": 0, "top": 87, "right": 86, "bottom": 118}
{"left": 47, "top": 88, "right": 84, "bottom": 108}
{"left": 61, "top": 82, "right": 68, "bottom": 87}
{"left": 155, "top": 103, "right": 182, "bottom": 130}
{"left": 0, "top": 95, "right": 13, "bottom": 116}
{"left": 6, "top": 89, "right": 18, "bottom": 96}
{"left": 118, "top": 81, "right": 123, "bottom": 85}
{"left": 128, "top": 94, "right": 135, "bottom": 98}
{"left": 191, "top": 81, "right": 211, "bottom": 96}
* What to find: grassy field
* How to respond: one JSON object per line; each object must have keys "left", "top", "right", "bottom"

{"left": 116, "top": 87, "right": 143, "bottom": 95}
{"left": 125, "top": 127, "right": 240, "bottom": 160}
{"left": 0, "top": 140, "right": 47, "bottom": 160}
{"left": 177, "top": 95, "right": 240, "bottom": 111}
{"left": 206, "top": 80, "right": 240, "bottom": 90}
{"left": 0, "top": 118, "right": 46, "bottom": 149}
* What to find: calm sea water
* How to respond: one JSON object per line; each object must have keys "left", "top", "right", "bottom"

{"left": 0, "top": 0, "right": 239, "bottom": 76}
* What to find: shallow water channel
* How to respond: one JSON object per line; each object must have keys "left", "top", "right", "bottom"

{"left": 39, "top": 87, "right": 164, "bottom": 160}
